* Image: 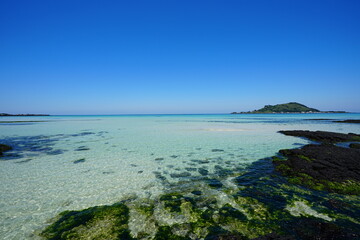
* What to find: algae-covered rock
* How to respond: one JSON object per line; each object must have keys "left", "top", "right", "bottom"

{"left": 159, "top": 193, "right": 187, "bottom": 213}
{"left": 128, "top": 201, "right": 157, "bottom": 239}
{"left": 154, "top": 226, "right": 191, "bottom": 240}
{"left": 274, "top": 130, "right": 360, "bottom": 195}
{"left": 350, "top": 143, "right": 360, "bottom": 149}
{"left": 278, "top": 144, "right": 360, "bottom": 182}
{"left": 274, "top": 144, "right": 360, "bottom": 195}
{"left": 282, "top": 217, "right": 359, "bottom": 240}
{"left": 40, "top": 203, "right": 132, "bottom": 240}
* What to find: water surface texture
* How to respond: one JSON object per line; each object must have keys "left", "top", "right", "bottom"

{"left": 0, "top": 113, "right": 359, "bottom": 239}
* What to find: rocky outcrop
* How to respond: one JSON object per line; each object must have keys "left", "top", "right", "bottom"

{"left": 0, "top": 144, "right": 12, "bottom": 156}
{"left": 334, "top": 119, "right": 360, "bottom": 124}
{"left": 279, "top": 130, "right": 360, "bottom": 143}
{"left": 277, "top": 144, "right": 360, "bottom": 182}
{"left": 274, "top": 130, "right": 360, "bottom": 195}
{"left": 350, "top": 143, "right": 360, "bottom": 149}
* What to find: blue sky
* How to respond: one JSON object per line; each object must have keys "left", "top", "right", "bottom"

{"left": 1, "top": 0, "right": 359, "bottom": 114}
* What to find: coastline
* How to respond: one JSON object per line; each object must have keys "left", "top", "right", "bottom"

{"left": 0, "top": 113, "right": 50, "bottom": 117}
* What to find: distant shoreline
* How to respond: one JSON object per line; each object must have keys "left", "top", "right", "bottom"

{"left": 0, "top": 113, "right": 50, "bottom": 117}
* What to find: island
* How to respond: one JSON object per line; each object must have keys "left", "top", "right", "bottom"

{"left": 231, "top": 102, "right": 347, "bottom": 114}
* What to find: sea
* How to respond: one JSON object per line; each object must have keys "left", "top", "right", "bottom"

{"left": 0, "top": 113, "right": 359, "bottom": 239}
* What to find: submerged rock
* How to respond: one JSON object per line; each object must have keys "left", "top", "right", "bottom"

{"left": 212, "top": 149, "right": 224, "bottom": 152}
{"left": 47, "top": 149, "right": 65, "bottom": 155}
{"left": 75, "top": 146, "right": 90, "bottom": 151}
{"left": 159, "top": 192, "right": 188, "bottom": 213}
{"left": 185, "top": 167, "right": 197, "bottom": 172}
{"left": 15, "top": 158, "right": 32, "bottom": 164}
{"left": 198, "top": 168, "right": 209, "bottom": 176}
{"left": 0, "top": 144, "right": 12, "bottom": 156}
{"left": 170, "top": 172, "right": 191, "bottom": 178}
{"left": 191, "top": 190, "right": 202, "bottom": 196}
{"left": 73, "top": 158, "right": 85, "bottom": 164}
{"left": 40, "top": 203, "right": 132, "bottom": 240}
{"left": 0, "top": 144, "right": 12, "bottom": 152}
{"left": 207, "top": 179, "right": 223, "bottom": 188}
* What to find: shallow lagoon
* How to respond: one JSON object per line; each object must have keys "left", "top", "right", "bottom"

{"left": 0, "top": 113, "right": 359, "bottom": 239}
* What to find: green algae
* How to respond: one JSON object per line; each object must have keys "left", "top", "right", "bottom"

{"left": 154, "top": 226, "right": 190, "bottom": 240}
{"left": 285, "top": 172, "right": 360, "bottom": 195}
{"left": 134, "top": 203, "right": 155, "bottom": 217}
{"left": 271, "top": 156, "right": 286, "bottom": 162}
{"left": 218, "top": 203, "right": 247, "bottom": 222}
{"left": 274, "top": 163, "right": 292, "bottom": 175}
{"left": 324, "top": 180, "right": 360, "bottom": 195}
{"left": 159, "top": 193, "right": 187, "bottom": 213}
{"left": 154, "top": 188, "right": 286, "bottom": 239}
{"left": 234, "top": 197, "right": 270, "bottom": 221}
{"left": 40, "top": 181, "right": 360, "bottom": 240}
{"left": 351, "top": 136, "right": 360, "bottom": 142}
{"left": 41, "top": 203, "right": 132, "bottom": 240}
{"left": 273, "top": 153, "right": 360, "bottom": 195}
{"left": 298, "top": 154, "right": 313, "bottom": 162}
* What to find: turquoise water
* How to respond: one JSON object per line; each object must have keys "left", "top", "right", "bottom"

{"left": 0, "top": 113, "right": 359, "bottom": 239}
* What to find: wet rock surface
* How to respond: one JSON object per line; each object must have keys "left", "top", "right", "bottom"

{"left": 349, "top": 143, "right": 360, "bottom": 149}
{"left": 275, "top": 130, "right": 360, "bottom": 195}
{"left": 278, "top": 144, "right": 360, "bottom": 182}
{"left": 334, "top": 119, "right": 360, "bottom": 124}
{"left": 279, "top": 130, "right": 360, "bottom": 143}
{"left": 254, "top": 217, "right": 360, "bottom": 240}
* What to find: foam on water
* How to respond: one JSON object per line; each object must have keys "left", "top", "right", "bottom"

{"left": 0, "top": 113, "right": 359, "bottom": 239}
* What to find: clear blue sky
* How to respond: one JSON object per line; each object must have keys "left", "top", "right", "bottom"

{"left": 1, "top": 0, "right": 359, "bottom": 114}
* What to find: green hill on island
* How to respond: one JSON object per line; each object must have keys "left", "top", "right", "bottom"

{"left": 232, "top": 102, "right": 320, "bottom": 114}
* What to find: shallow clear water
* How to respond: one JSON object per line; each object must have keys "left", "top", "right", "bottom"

{"left": 0, "top": 113, "right": 359, "bottom": 239}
